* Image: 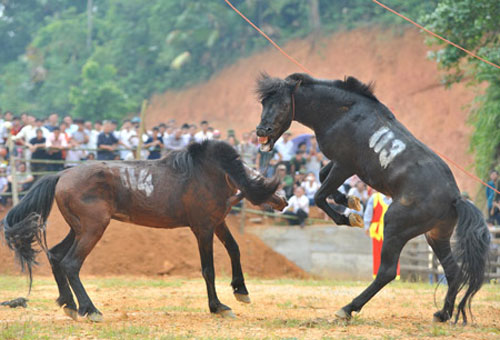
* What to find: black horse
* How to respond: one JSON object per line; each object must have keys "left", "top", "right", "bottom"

{"left": 2, "top": 140, "right": 285, "bottom": 321}
{"left": 255, "top": 73, "right": 490, "bottom": 324}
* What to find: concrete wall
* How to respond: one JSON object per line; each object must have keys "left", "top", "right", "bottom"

{"left": 249, "top": 225, "right": 373, "bottom": 280}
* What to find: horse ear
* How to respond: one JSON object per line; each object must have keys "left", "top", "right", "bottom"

{"left": 285, "top": 73, "right": 312, "bottom": 87}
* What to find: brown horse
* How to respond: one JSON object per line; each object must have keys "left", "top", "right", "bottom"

{"left": 3, "top": 140, "right": 285, "bottom": 321}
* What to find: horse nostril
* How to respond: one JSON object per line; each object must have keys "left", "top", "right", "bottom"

{"left": 266, "top": 127, "right": 272, "bottom": 132}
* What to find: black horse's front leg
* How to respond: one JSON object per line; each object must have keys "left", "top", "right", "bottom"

{"left": 319, "top": 162, "right": 362, "bottom": 213}
{"left": 315, "top": 162, "right": 363, "bottom": 227}
{"left": 192, "top": 225, "right": 235, "bottom": 318}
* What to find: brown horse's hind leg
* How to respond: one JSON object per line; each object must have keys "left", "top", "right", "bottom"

{"left": 48, "top": 230, "right": 77, "bottom": 319}
{"left": 58, "top": 199, "right": 111, "bottom": 322}
{"left": 215, "top": 222, "right": 250, "bottom": 304}
{"left": 192, "top": 224, "right": 235, "bottom": 318}
{"left": 425, "top": 233, "right": 460, "bottom": 322}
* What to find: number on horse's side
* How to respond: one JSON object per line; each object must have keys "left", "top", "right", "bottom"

{"left": 255, "top": 73, "right": 490, "bottom": 324}
{"left": 2, "top": 140, "right": 286, "bottom": 321}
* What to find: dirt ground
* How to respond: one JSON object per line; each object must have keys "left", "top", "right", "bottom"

{"left": 0, "top": 276, "right": 498, "bottom": 340}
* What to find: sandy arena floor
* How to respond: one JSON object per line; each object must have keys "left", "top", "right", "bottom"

{"left": 0, "top": 276, "right": 498, "bottom": 339}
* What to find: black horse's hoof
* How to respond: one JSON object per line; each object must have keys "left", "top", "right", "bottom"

{"left": 335, "top": 307, "right": 352, "bottom": 320}
{"left": 348, "top": 213, "right": 364, "bottom": 228}
{"left": 432, "top": 311, "right": 450, "bottom": 323}
{"left": 234, "top": 293, "right": 251, "bottom": 304}
{"left": 214, "top": 304, "right": 236, "bottom": 319}
{"left": 87, "top": 311, "right": 104, "bottom": 322}
{"left": 63, "top": 307, "right": 78, "bottom": 321}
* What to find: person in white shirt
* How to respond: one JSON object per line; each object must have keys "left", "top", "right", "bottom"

{"left": 194, "top": 120, "right": 213, "bottom": 143}
{"left": 87, "top": 121, "right": 102, "bottom": 157}
{"left": 348, "top": 180, "right": 369, "bottom": 209}
{"left": 275, "top": 131, "right": 294, "bottom": 172}
{"left": 118, "top": 119, "right": 136, "bottom": 160}
{"left": 301, "top": 173, "right": 320, "bottom": 206}
{"left": 283, "top": 186, "right": 309, "bottom": 227}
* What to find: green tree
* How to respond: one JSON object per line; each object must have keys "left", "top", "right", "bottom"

{"left": 421, "top": 0, "right": 500, "bottom": 176}
{"left": 69, "top": 60, "right": 134, "bottom": 121}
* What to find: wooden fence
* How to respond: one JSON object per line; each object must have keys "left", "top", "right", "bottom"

{"left": 400, "top": 228, "right": 500, "bottom": 282}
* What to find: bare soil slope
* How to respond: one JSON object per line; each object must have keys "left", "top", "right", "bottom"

{"left": 148, "top": 28, "right": 478, "bottom": 193}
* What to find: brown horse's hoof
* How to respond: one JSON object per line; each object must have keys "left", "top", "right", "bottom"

{"left": 348, "top": 196, "right": 361, "bottom": 211}
{"left": 216, "top": 308, "right": 236, "bottom": 319}
{"left": 87, "top": 312, "right": 104, "bottom": 322}
{"left": 234, "top": 293, "right": 251, "bottom": 304}
{"left": 335, "top": 308, "right": 352, "bottom": 320}
{"left": 349, "top": 213, "right": 364, "bottom": 228}
{"left": 63, "top": 307, "right": 78, "bottom": 321}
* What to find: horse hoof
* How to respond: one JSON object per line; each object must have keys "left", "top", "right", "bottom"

{"left": 63, "top": 307, "right": 78, "bottom": 321}
{"left": 234, "top": 293, "right": 251, "bottom": 304}
{"left": 349, "top": 214, "right": 364, "bottom": 228}
{"left": 348, "top": 196, "right": 361, "bottom": 211}
{"left": 87, "top": 312, "right": 103, "bottom": 323}
{"left": 216, "top": 309, "right": 236, "bottom": 319}
{"left": 335, "top": 308, "right": 351, "bottom": 320}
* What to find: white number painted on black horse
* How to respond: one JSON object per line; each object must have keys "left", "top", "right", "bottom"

{"left": 119, "top": 167, "right": 154, "bottom": 196}
{"left": 369, "top": 127, "right": 406, "bottom": 169}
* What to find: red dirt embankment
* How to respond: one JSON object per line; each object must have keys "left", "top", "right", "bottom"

{"left": 0, "top": 209, "right": 306, "bottom": 278}
{"left": 148, "top": 28, "right": 479, "bottom": 194}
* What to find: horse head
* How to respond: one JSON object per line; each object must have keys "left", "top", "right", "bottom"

{"left": 255, "top": 73, "right": 307, "bottom": 152}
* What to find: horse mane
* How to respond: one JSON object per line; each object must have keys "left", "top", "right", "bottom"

{"left": 285, "top": 73, "right": 379, "bottom": 102}
{"left": 162, "top": 141, "right": 210, "bottom": 177}
{"left": 256, "top": 72, "right": 289, "bottom": 101}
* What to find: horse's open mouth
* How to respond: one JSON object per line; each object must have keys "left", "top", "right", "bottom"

{"left": 258, "top": 136, "right": 273, "bottom": 152}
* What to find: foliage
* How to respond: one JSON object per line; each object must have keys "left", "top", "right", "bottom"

{"left": 421, "top": 0, "right": 500, "bottom": 176}
{"left": 0, "top": 0, "right": 437, "bottom": 120}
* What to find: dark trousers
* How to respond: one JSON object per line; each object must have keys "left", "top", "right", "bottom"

{"left": 284, "top": 209, "right": 308, "bottom": 226}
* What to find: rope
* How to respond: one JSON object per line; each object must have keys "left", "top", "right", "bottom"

{"left": 372, "top": 0, "right": 500, "bottom": 70}
{"left": 223, "top": 0, "right": 313, "bottom": 74}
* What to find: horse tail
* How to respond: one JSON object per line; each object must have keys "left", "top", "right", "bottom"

{"left": 452, "top": 197, "right": 491, "bottom": 323}
{"left": 210, "top": 141, "right": 279, "bottom": 205}
{"left": 2, "top": 174, "right": 60, "bottom": 293}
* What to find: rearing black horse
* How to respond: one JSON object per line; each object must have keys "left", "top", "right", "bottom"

{"left": 255, "top": 73, "right": 490, "bottom": 323}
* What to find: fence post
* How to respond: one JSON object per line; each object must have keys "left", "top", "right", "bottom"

{"left": 239, "top": 199, "right": 246, "bottom": 234}
{"left": 8, "top": 134, "right": 19, "bottom": 205}
{"left": 136, "top": 99, "right": 148, "bottom": 160}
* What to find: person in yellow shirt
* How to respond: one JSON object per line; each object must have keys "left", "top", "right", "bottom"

{"left": 363, "top": 191, "right": 400, "bottom": 280}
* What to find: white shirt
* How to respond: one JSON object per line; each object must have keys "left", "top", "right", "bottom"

{"left": 13, "top": 125, "right": 49, "bottom": 142}
{"left": 275, "top": 138, "right": 294, "bottom": 161}
{"left": 284, "top": 195, "right": 310, "bottom": 214}
{"left": 194, "top": 131, "right": 213, "bottom": 143}
{"left": 119, "top": 128, "right": 136, "bottom": 160}
{"left": 301, "top": 180, "right": 320, "bottom": 199}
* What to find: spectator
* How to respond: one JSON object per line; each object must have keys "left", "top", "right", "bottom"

{"left": 276, "top": 164, "right": 294, "bottom": 198}
{"left": 144, "top": 127, "right": 164, "bottom": 160}
{"left": 489, "top": 196, "right": 500, "bottom": 226}
{"left": 283, "top": 186, "right": 309, "bottom": 227}
{"left": 188, "top": 124, "right": 197, "bottom": 144}
{"left": 164, "top": 128, "right": 186, "bottom": 152}
{"left": 275, "top": 132, "right": 294, "bottom": 173}
{"left": 181, "top": 123, "right": 191, "bottom": 145}
{"left": 194, "top": 120, "right": 212, "bottom": 142}
{"left": 8, "top": 162, "right": 34, "bottom": 195}
{"left": 45, "top": 113, "right": 59, "bottom": 132}
{"left": 348, "top": 180, "right": 369, "bottom": 208}
{"left": 301, "top": 172, "right": 320, "bottom": 206}
{"left": 118, "top": 119, "right": 136, "bottom": 160}
{"left": 64, "top": 115, "right": 78, "bottom": 135}
{"left": 256, "top": 144, "right": 278, "bottom": 178}
{"left": 237, "top": 132, "right": 258, "bottom": 167}
{"left": 487, "top": 170, "right": 498, "bottom": 219}
{"left": 227, "top": 135, "right": 238, "bottom": 149}
{"left": 0, "top": 165, "right": 8, "bottom": 210}
{"left": 291, "top": 150, "right": 307, "bottom": 174}
{"left": 364, "top": 191, "right": 399, "bottom": 280}
{"left": 46, "top": 126, "right": 67, "bottom": 171}
{"left": 212, "top": 129, "right": 221, "bottom": 140}
{"left": 65, "top": 119, "right": 88, "bottom": 168}
{"left": 27, "top": 128, "right": 49, "bottom": 176}
{"left": 305, "top": 136, "right": 323, "bottom": 180}
{"left": 87, "top": 120, "right": 102, "bottom": 157}
{"left": 97, "top": 121, "right": 119, "bottom": 160}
